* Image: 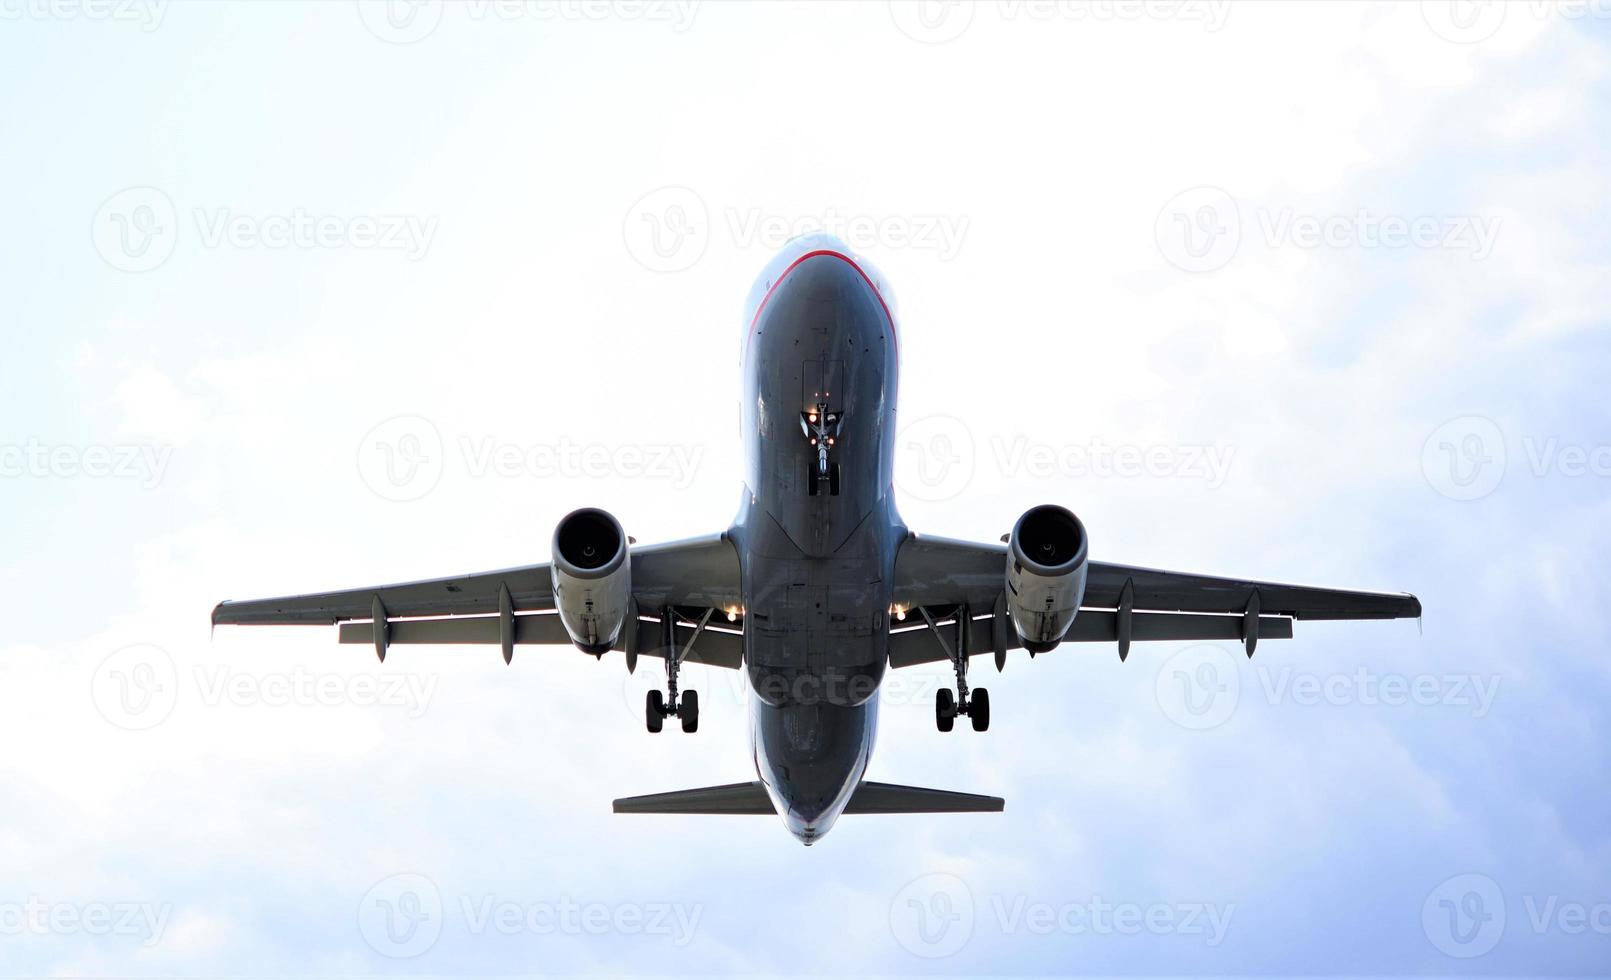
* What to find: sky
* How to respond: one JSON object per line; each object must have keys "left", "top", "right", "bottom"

{"left": 1, "top": 0, "right": 1608, "bottom": 975}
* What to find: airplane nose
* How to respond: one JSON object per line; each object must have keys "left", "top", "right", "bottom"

{"left": 751, "top": 251, "right": 892, "bottom": 347}
{"left": 786, "top": 809, "right": 837, "bottom": 846}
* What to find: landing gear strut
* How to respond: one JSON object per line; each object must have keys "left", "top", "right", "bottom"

{"left": 921, "top": 604, "right": 990, "bottom": 733}
{"left": 646, "top": 606, "right": 704, "bottom": 734}
{"left": 801, "top": 403, "right": 842, "bottom": 497}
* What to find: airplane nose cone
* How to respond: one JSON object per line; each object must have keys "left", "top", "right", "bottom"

{"left": 786, "top": 810, "right": 837, "bottom": 845}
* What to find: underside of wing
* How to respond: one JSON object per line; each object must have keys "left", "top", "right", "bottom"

{"left": 889, "top": 532, "right": 1419, "bottom": 668}
{"left": 211, "top": 533, "right": 745, "bottom": 668}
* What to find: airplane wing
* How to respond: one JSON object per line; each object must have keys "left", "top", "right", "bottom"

{"left": 888, "top": 534, "right": 1420, "bottom": 668}
{"left": 212, "top": 534, "right": 745, "bottom": 668}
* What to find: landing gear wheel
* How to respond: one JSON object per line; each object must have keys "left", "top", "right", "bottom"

{"left": 936, "top": 688, "right": 956, "bottom": 732}
{"left": 646, "top": 690, "right": 665, "bottom": 734}
{"left": 680, "top": 690, "right": 700, "bottom": 734}
{"left": 970, "top": 688, "right": 990, "bottom": 732}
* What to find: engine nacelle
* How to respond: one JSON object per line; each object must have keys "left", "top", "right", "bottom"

{"left": 551, "top": 508, "right": 632, "bottom": 655}
{"left": 1005, "top": 504, "right": 1090, "bottom": 654}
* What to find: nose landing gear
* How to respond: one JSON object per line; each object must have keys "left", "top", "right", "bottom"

{"left": 800, "top": 403, "right": 842, "bottom": 497}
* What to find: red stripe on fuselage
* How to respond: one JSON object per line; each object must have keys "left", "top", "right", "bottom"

{"left": 747, "top": 249, "right": 897, "bottom": 354}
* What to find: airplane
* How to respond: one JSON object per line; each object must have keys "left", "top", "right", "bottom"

{"left": 212, "top": 232, "right": 1422, "bottom": 845}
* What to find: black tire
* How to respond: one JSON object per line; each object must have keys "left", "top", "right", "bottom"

{"left": 680, "top": 690, "right": 700, "bottom": 734}
{"left": 646, "top": 690, "right": 664, "bottom": 734}
{"left": 970, "top": 688, "right": 990, "bottom": 732}
{"left": 829, "top": 463, "right": 841, "bottom": 497}
{"left": 936, "top": 688, "right": 956, "bottom": 732}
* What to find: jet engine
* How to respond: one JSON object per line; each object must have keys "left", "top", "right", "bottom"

{"left": 551, "top": 508, "right": 632, "bottom": 655}
{"left": 1005, "top": 504, "right": 1089, "bottom": 653}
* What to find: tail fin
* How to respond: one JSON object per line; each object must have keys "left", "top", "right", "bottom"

{"left": 613, "top": 780, "right": 1003, "bottom": 815}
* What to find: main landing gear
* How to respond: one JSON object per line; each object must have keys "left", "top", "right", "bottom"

{"left": 646, "top": 606, "right": 704, "bottom": 734}
{"left": 917, "top": 604, "right": 990, "bottom": 733}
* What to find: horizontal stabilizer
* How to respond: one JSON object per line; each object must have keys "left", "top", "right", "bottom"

{"left": 612, "top": 780, "right": 1003, "bottom": 815}
{"left": 845, "top": 781, "right": 1004, "bottom": 814}
{"left": 613, "top": 781, "right": 773, "bottom": 815}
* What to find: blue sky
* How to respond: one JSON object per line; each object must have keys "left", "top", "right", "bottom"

{"left": 1, "top": 1, "right": 1607, "bottom": 975}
